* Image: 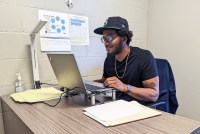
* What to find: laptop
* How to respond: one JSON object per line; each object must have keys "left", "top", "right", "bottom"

{"left": 47, "top": 54, "right": 113, "bottom": 94}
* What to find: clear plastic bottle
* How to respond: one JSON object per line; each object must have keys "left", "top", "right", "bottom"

{"left": 15, "top": 73, "right": 24, "bottom": 92}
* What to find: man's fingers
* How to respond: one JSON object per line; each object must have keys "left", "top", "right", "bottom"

{"left": 104, "top": 79, "right": 116, "bottom": 86}
{"left": 106, "top": 76, "right": 118, "bottom": 81}
{"left": 107, "top": 83, "right": 116, "bottom": 88}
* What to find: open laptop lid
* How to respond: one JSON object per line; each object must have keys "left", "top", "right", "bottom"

{"left": 47, "top": 54, "right": 86, "bottom": 93}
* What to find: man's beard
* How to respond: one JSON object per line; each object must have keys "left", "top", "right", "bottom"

{"left": 107, "top": 38, "right": 123, "bottom": 56}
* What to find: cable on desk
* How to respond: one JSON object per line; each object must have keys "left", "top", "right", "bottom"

{"left": 43, "top": 92, "right": 66, "bottom": 107}
{"left": 40, "top": 82, "right": 59, "bottom": 86}
{"left": 43, "top": 87, "right": 84, "bottom": 107}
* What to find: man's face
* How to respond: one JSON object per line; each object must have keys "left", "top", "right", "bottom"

{"left": 102, "top": 29, "right": 123, "bottom": 55}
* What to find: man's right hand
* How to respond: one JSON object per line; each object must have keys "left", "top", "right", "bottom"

{"left": 93, "top": 76, "right": 106, "bottom": 83}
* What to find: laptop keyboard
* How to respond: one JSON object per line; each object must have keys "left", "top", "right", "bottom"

{"left": 84, "top": 83, "right": 104, "bottom": 91}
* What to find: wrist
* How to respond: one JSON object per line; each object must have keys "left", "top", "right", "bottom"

{"left": 124, "top": 84, "right": 132, "bottom": 94}
{"left": 123, "top": 84, "right": 128, "bottom": 92}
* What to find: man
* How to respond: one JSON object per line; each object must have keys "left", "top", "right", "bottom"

{"left": 94, "top": 16, "right": 159, "bottom": 104}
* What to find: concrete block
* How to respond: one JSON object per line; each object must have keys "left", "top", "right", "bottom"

{"left": 0, "top": 3, "right": 22, "bottom": 32}
{"left": 127, "top": 0, "right": 148, "bottom": 10}
{"left": 124, "top": 7, "right": 147, "bottom": 24}
{"left": 88, "top": 37, "right": 107, "bottom": 57}
{"left": 0, "top": 83, "right": 35, "bottom": 96}
{"left": 0, "top": 85, "right": 15, "bottom": 96}
{"left": 0, "top": 0, "right": 45, "bottom": 8}
{"left": 21, "top": 7, "right": 39, "bottom": 33}
{"left": 82, "top": 75, "right": 103, "bottom": 81}
{"left": 86, "top": 0, "right": 135, "bottom": 17}
{"left": 76, "top": 57, "right": 103, "bottom": 76}
{"left": 0, "top": 33, "right": 31, "bottom": 60}
{"left": 71, "top": 45, "right": 88, "bottom": 57}
{"left": 89, "top": 16, "right": 106, "bottom": 37}
{"left": 45, "top": 0, "right": 86, "bottom": 15}
{"left": 132, "top": 39, "right": 147, "bottom": 49}
{"left": 86, "top": 0, "right": 112, "bottom": 17}
{"left": 38, "top": 58, "right": 57, "bottom": 82}
{"left": 0, "top": 59, "right": 33, "bottom": 87}
{"left": 86, "top": 0, "right": 147, "bottom": 23}
{"left": 130, "top": 23, "right": 147, "bottom": 40}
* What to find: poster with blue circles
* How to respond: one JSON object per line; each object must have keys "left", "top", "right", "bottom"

{"left": 38, "top": 10, "right": 70, "bottom": 38}
{"left": 38, "top": 10, "right": 89, "bottom": 51}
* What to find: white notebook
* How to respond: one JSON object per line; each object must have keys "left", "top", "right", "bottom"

{"left": 84, "top": 100, "right": 162, "bottom": 127}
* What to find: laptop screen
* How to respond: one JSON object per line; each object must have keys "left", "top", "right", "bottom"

{"left": 47, "top": 54, "right": 86, "bottom": 93}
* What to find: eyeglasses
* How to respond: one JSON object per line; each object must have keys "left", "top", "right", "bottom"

{"left": 101, "top": 33, "right": 118, "bottom": 43}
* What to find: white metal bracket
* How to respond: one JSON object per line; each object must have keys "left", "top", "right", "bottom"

{"left": 30, "top": 20, "right": 47, "bottom": 89}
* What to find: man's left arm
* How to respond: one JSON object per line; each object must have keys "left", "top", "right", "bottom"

{"left": 104, "top": 76, "right": 159, "bottom": 102}
{"left": 128, "top": 76, "right": 159, "bottom": 102}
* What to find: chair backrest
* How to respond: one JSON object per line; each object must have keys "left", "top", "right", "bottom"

{"left": 154, "top": 59, "right": 178, "bottom": 114}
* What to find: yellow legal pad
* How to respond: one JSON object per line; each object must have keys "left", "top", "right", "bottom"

{"left": 10, "top": 87, "right": 63, "bottom": 103}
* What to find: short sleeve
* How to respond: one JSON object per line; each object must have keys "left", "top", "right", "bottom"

{"left": 139, "top": 50, "right": 158, "bottom": 81}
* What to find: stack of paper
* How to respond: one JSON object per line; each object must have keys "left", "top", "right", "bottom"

{"left": 84, "top": 100, "right": 162, "bottom": 127}
{"left": 10, "top": 87, "right": 63, "bottom": 103}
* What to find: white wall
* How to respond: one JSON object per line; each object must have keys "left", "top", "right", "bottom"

{"left": 0, "top": 1, "right": 148, "bottom": 133}
{"left": 0, "top": 0, "right": 148, "bottom": 96}
{"left": 148, "top": 0, "right": 200, "bottom": 121}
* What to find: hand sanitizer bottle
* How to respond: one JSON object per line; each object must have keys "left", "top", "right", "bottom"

{"left": 15, "top": 73, "right": 24, "bottom": 92}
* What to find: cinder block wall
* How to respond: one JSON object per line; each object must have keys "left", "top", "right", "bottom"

{"left": 0, "top": 0, "right": 148, "bottom": 95}
{"left": 0, "top": 1, "right": 148, "bottom": 133}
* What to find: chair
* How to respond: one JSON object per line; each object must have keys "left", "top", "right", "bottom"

{"left": 148, "top": 59, "right": 179, "bottom": 114}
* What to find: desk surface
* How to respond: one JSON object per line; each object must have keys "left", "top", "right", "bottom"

{"left": 2, "top": 95, "right": 200, "bottom": 134}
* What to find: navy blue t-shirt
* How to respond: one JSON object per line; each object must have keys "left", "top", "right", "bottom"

{"left": 103, "top": 46, "right": 158, "bottom": 104}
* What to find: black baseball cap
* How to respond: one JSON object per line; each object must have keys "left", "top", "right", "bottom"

{"left": 94, "top": 16, "right": 129, "bottom": 35}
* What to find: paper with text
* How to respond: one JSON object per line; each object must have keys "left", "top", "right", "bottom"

{"left": 40, "top": 38, "right": 71, "bottom": 52}
{"left": 38, "top": 9, "right": 71, "bottom": 52}
{"left": 69, "top": 14, "right": 89, "bottom": 45}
